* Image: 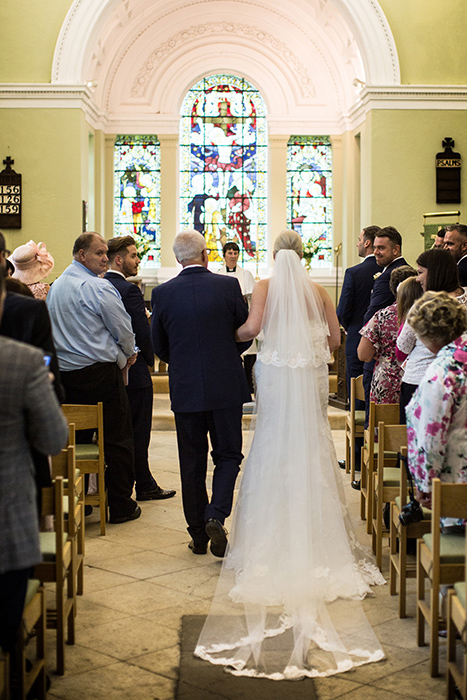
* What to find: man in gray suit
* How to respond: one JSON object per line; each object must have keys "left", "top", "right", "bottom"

{"left": 0, "top": 266, "right": 68, "bottom": 658}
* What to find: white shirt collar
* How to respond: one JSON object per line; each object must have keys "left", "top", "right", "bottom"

{"left": 108, "top": 269, "right": 126, "bottom": 278}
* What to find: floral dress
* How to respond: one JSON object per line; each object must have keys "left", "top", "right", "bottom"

{"left": 359, "top": 302, "right": 403, "bottom": 403}
{"left": 406, "top": 332, "right": 467, "bottom": 493}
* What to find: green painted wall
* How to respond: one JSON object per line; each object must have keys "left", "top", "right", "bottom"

{"left": 1, "top": 109, "right": 83, "bottom": 277}
{"left": 379, "top": 0, "right": 467, "bottom": 85}
{"left": 368, "top": 109, "right": 467, "bottom": 267}
{"left": 0, "top": 1, "right": 71, "bottom": 83}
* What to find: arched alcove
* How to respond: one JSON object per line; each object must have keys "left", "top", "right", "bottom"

{"left": 52, "top": 0, "right": 400, "bottom": 132}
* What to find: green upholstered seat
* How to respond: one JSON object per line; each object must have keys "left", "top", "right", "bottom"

{"left": 75, "top": 444, "right": 99, "bottom": 460}
{"left": 382, "top": 467, "right": 401, "bottom": 487}
{"left": 39, "top": 532, "right": 69, "bottom": 562}
{"left": 422, "top": 532, "right": 466, "bottom": 563}
{"left": 354, "top": 410, "right": 365, "bottom": 426}
{"left": 24, "top": 579, "right": 41, "bottom": 607}
{"left": 454, "top": 581, "right": 466, "bottom": 608}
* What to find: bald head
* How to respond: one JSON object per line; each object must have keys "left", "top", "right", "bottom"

{"left": 173, "top": 230, "right": 208, "bottom": 267}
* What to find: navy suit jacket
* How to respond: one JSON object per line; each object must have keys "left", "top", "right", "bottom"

{"left": 363, "top": 257, "right": 409, "bottom": 325}
{"left": 336, "top": 255, "right": 380, "bottom": 357}
{"left": 458, "top": 257, "right": 467, "bottom": 287}
{"left": 151, "top": 266, "right": 251, "bottom": 413}
{"left": 104, "top": 271, "right": 154, "bottom": 390}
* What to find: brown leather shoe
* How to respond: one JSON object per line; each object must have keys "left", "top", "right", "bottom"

{"left": 205, "top": 518, "right": 228, "bottom": 557}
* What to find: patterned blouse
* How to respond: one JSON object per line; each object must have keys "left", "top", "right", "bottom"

{"left": 406, "top": 332, "right": 467, "bottom": 493}
{"left": 28, "top": 281, "right": 50, "bottom": 300}
{"left": 359, "top": 302, "right": 403, "bottom": 404}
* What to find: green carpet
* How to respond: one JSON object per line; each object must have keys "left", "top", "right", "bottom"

{"left": 176, "top": 615, "right": 317, "bottom": 700}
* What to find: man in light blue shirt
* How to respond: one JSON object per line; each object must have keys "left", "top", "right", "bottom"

{"left": 47, "top": 232, "right": 141, "bottom": 523}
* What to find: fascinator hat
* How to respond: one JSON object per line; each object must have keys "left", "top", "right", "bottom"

{"left": 9, "top": 240, "right": 54, "bottom": 284}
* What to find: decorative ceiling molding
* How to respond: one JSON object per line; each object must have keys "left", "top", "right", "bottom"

{"left": 130, "top": 22, "right": 316, "bottom": 100}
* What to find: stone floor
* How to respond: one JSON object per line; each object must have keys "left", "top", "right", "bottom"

{"left": 44, "top": 397, "right": 449, "bottom": 700}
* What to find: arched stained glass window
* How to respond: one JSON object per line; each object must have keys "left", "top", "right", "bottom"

{"left": 180, "top": 75, "right": 267, "bottom": 265}
{"left": 287, "top": 136, "right": 333, "bottom": 267}
{"left": 114, "top": 135, "right": 161, "bottom": 267}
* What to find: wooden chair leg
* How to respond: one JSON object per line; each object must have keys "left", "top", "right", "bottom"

{"left": 430, "top": 583, "right": 440, "bottom": 678}
{"left": 389, "top": 504, "right": 397, "bottom": 596}
{"left": 417, "top": 540, "right": 426, "bottom": 647}
{"left": 366, "top": 467, "right": 374, "bottom": 535}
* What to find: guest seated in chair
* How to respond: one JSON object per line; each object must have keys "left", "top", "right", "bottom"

{"left": 405, "top": 291, "right": 467, "bottom": 510}
{"left": 358, "top": 265, "right": 419, "bottom": 405}
{"left": 0, "top": 266, "right": 68, "bottom": 671}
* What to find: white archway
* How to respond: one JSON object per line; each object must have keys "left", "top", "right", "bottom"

{"left": 52, "top": 0, "right": 400, "bottom": 131}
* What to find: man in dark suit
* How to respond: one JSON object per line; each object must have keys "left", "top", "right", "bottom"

{"left": 151, "top": 230, "right": 251, "bottom": 557}
{"left": 336, "top": 225, "right": 381, "bottom": 470}
{"left": 105, "top": 236, "right": 176, "bottom": 501}
{"left": 352, "top": 226, "right": 408, "bottom": 490}
{"left": 444, "top": 223, "right": 467, "bottom": 285}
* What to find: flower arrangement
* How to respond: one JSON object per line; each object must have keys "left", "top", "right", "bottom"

{"left": 302, "top": 236, "right": 321, "bottom": 270}
{"left": 133, "top": 231, "right": 154, "bottom": 261}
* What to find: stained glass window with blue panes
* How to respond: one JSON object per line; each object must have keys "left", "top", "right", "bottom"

{"left": 287, "top": 136, "right": 333, "bottom": 267}
{"left": 180, "top": 75, "right": 267, "bottom": 265}
{"left": 114, "top": 135, "right": 161, "bottom": 267}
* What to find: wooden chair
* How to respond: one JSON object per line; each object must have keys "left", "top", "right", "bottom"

{"left": 34, "top": 477, "right": 75, "bottom": 675}
{"left": 360, "top": 401, "right": 400, "bottom": 534}
{"left": 51, "top": 441, "right": 85, "bottom": 597}
{"left": 447, "top": 534, "right": 467, "bottom": 700}
{"left": 344, "top": 375, "right": 365, "bottom": 479}
{"left": 371, "top": 423, "right": 407, "bottom": 572}
{"left": 389, "top": 446, "right": 431, "bottom": 618}
{"left": 62, "top": 403, "right": 107, "bottom": 535}
{"left": 417, "top": 479, "right": 467, "bottom": 677}
{"left": 13, "top": 580, "right": 46, "bottom": 700}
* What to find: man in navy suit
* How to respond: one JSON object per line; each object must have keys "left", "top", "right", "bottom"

{"left": 336, "top": 225, "right": 381, "bottom": 470}
{"left": 337, "top": 226, "right": 381, "bottom": 403}
{"left": 444, "top": 223, "right": 467, "bottom": 286}
{"left": 151, "top": 231, "right": 251, "bottom": 557}
{"left": 105, "top": 236, "right": 176, "bottom": 502}
{"left": 352, "top": 225, "right": 408, "bottom": 489}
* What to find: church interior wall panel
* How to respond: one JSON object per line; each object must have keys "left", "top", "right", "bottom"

{"left": 0, "top": 0, "right": 70, "bottom": 83}
{"left": 369, "top": 108, "right": 467, "bottom": 268}
{"left": 0, "top": 107, "right": 83, "bottom": 278}
{"left": 378, "top": 0, "right": 467, "bottom": 85}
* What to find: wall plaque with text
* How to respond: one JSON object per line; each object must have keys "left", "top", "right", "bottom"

{"left": 436, "top": 138, "right": 461, "bottom": 204}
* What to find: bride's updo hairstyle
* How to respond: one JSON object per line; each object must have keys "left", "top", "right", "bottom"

{"left": 273, "top": 230, "right": 303, "bottom": 258}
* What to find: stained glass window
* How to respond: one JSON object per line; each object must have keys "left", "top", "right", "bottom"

{"left": 114, "top": 135, "right": 161, "bottom": 267}
{"left": 180, "top": 75, "right": 267, "bottom": 266}
{"left": 287, "top": 136, "right": 333, "bottom": 267}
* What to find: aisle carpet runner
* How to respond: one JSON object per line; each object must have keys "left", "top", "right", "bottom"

{"left": 177, "top": 615, "right": 317, "bottom": 700}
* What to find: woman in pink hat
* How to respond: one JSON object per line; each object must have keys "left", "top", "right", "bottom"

{"left": 9, "top": 240, "right": 54, "bottom": 299}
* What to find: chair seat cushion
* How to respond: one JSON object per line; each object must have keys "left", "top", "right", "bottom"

{"left": 454, "top": 581, "right": 466, "bottom": 608}
{"left": 24, "top": 579, "right": 41, "bottom": 607}
{"left": 39, "top": 532, "right": 69, "bottom": 561}
{"left": 395, "top": 496, "right": 431, "bottom": 518}
{"left": 354, "top": 410, "right": 365, "bottom": 426}
{"left": 75, "top": 443, "right": 99, "bottom": 460}
{"left": 422, "top": 532, "right": 466, "bottom": 563}
{"left": 63, "top": 494, "right": 79, "bottom": 515}
{"left": 382, "top": 468, "right": 401, "bottom": 486}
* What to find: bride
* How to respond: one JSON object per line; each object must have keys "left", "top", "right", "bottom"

{"left": 195, "top": 230, "right": 385, "bottom": 679}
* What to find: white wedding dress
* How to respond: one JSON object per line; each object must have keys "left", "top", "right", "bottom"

{"left": 195, "top": 249, "right": 385, "bottom": 680}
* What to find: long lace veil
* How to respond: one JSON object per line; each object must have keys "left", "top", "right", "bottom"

{"left": 195, "top": 249, "right": 385, "bottom": 680}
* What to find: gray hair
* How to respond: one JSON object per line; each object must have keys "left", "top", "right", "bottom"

{"left": 173, "top": 230, "right": 206, "bottom": 264}
{"left": 273, "top": 230, "right": 303, "bottom": 257}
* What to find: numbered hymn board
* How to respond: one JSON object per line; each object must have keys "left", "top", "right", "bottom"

{"left": 0, "top": 157, "right": 21, "bottom": 228}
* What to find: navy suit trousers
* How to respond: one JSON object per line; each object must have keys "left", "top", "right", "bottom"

{"left": 126, "top": 385, "right": 157, "bottom": 493}
{"left": 174, "top": 406, "right": 243, "bottom": 545}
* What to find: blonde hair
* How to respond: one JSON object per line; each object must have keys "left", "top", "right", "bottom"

{"left": 407, "top": 290, "right": 467, "bottom": 346}
{"left": 396, "top": 276, "right": 423, "bottom": 324}
{"left": 273, "top": 230, "right": 303, "bottom": 257}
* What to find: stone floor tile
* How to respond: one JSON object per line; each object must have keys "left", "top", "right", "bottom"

{"left": 47, "top": 661, "right": 176, "bottom": 700}
{"left": 77, "top": 616, "right": 179, "bottom": 660}
{"left": 129, "top": 645, "right": 180, "bottom": 680}
{"left": 93, "top": 549, "right": 209, "bottom": 580}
